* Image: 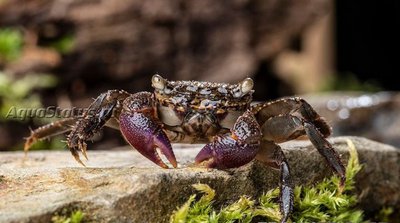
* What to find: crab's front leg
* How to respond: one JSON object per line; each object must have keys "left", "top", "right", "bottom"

{"left": 119, "top": 92, "right": 177, "bottom": 168}
{"left": 67, "top": 90, "right": 130, "bottom": 165}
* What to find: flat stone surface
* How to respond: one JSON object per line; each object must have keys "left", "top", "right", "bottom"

{"left": 0, "top": 137, "right": 399, "bottom": 223}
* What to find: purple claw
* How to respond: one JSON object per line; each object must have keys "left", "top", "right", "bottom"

{"left": 194, "top": 143, "right": 216, "bottom": 167}
{"left": 195, "top": 111, "right": 261, "bottom": 169}
{"left": 120, "top": 112, "right": 177, "bottom": 168}
{"left": 195, "top": 135, "right": 259, "bottom": 169}
{"left": 153, "top": 127, "right": 178, "bottom": 168}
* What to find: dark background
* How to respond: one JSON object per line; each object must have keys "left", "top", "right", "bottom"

{"left": 336, "top": 0, "right": 399, "bottom": 90}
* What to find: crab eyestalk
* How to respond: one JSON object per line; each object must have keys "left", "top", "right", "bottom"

{"left": 119, "top": 92, "right": 177, "bottom": 168}
{"left": 151, "top": 74, "right": 166, "bottom": 90}
{"left": 230, "top": 77, "right": 254, "bottom": 98}
{"left": 240, "top": 78, "right": 254, "bottom": 95}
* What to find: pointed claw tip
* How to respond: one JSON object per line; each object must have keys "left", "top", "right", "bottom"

{"left": 82, "top": 151, "right": 89, "bottom": 161}
{"left": 72, "top": 153, "right": 86, "bottom": 167}
{"left": 80, "top": 145, "right": 89, "bottom": 160}
{"left": 163, "top": 154, "right": 177, "bottom": 169}
{"left": 76, "top": 158, "right": 86, "bottom": 167}
{"left": 78, "top": 159, "right": 86, "bottom": 167}
{"left": 157, "top": 161, "right": 169, "bottom": 169}
{"left": 23, "top": 147, "right": 29, "bottom": 160}
{"left": 23, "top": 144, "right": 30, "bottom": 155}
{"left": 151, "top": 146, "right": 172, "bottom": 169}
{"left": 152, "top": 155, "right": 172, "bottom": 169}
{"left": 160, "top": 164, "right": 169, "bottom": 169}
{"left": 154, "top": 132, "right": 177, "bottom": 168}
{"left": 78, "top": 141, "right": 89, "bottom": 160}
{"left": 170, "top": 160, "right": 178, "bottom": 168}
{"left": 339, "top": 175, "right": 346, "bottom": 192}
{"left": 195, "top": 144, "right": 216, "bottom": 168}
{"left": 194, "top": 145, "right": 211, "bottom": 163}
{"left": 24, "top": 136, "right": 35, "bottom": 153}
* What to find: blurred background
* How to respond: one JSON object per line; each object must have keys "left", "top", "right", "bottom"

{"left": 0, "top": 0, "right": 399, "bottom": 151}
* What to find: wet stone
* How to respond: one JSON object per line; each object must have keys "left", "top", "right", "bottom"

{"left": 0, "top": 137, "right": 399, "bottom": 223}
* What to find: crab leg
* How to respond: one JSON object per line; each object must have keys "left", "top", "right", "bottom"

{"left": 195, "top": 110, "right": 261, "bottom": 169}
{"left": 67, "top": 90, "right": 130, "bottom": 165}
{"left": 256, "top": 140, "right": 293, "bottom": 223}
{"left": 195, "top": 111, "right": 294, "bottom": 222}
{"left": 119, "top": 92, "right": 177, "bottom": 168}
{"left": 24, "top": 117, "right": 78, "bottom": 153}
{"left": 253, "top": 97, "right": 332, "bottom": 137}
{"left": 261, "top": 114, "right": 346, "bottom": 186}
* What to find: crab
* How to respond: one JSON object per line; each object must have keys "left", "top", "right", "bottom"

{"left": 24, "top": 74, "right": 346, "bottom": 223}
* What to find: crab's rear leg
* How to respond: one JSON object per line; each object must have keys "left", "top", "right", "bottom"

{"left": 24, "top": 117, "right": 78, "bottom": 153}
{"left": 256, "top": 140, "right": 293, "bottom": 223}
{"left": 253, "top": 97, "right": 332, "bottom": 137}
{"left": 262, "top": 114, "right": 346, "bottom": 186}
{"left": 119, "top": 92, "right": 177, "bottom": 168}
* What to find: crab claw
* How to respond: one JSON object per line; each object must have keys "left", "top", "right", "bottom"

{"left": 195, "top": 135, "right": 259, "bottom": 169}
{"left": 119, "top": 92, "right": 177, "bottom": 168}
{"left": 195, "top": 111, "right": 261, "bottom": 169}
{"left": 120, "top": 111, "right": 177, "bottom": 169}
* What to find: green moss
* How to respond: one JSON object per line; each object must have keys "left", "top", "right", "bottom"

{"left": 0, "top": 28, "right": 23, "bottom": 62}
{"left": 52, "top": 210, "right": 84, "bottom": 223}
{"left": 170, "top": 139, "right": 364, "bottom": 223}
{"left": 0, "top": 72, "right": 60, "bottom": 150}
{"left": 0, "top": 72, "right": 58, "bottom": 120}
{"left": 374, "top": 207, "right": 394, "bottom": 223}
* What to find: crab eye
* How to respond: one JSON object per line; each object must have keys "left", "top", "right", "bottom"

{"left": 232, "top": 78, "right": 254, "bottom": 98}
{"left": 240, "top": 78, "right": 254, "bottom": 95}
{"left": 152, "top": 74, "right": 166, "bottom": 90}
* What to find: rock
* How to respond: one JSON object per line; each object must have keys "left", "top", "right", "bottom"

{"left": 0, "top": 136, "right": 399, "bottom": 222}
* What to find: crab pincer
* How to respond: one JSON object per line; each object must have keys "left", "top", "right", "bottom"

{"left": 195, "top": 111, "right": 261, "bottom": 169}
{"left": 119, "top": 92, "right": 177, "bottom": 168}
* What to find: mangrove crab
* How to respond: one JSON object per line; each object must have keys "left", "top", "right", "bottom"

{"left": 24, "top": 74, "right": 346, "bottom": 222}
